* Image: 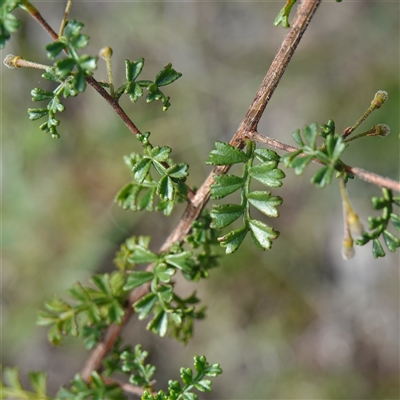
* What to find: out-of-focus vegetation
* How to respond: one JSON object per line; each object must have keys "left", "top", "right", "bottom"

{"left": 2, "top": 2, "right": 398, "bottom": 399}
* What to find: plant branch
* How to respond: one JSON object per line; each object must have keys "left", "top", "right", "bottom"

{"left": 80, "top": 0, "right": 322, "bottom": 381}
{"left": 248, "top": 130, "right": 400, "bottom": 192}
{"left": 21, "top": 2, "right": 142, "bottom": 137}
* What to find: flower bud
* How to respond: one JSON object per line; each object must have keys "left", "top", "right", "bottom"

{"left": 371, "top": 90, "right": 388, "bottom": 109}
{"left": 99, "top": 46, "right": 113, "bottom": 60}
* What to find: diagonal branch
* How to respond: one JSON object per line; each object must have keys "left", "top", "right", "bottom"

{"left": 80, "top": 0, "right": 322, "bottom": 381}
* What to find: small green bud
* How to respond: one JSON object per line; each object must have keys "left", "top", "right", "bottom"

{"left": 371, "top": 90, "right": 388, "bottom": 109}
{"left": 99, "top": 46, "right": 113, "bottom": 60}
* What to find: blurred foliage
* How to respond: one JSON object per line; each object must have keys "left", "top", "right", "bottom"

{"left": 2, "top": 1, "right": 399, "bottom": 399}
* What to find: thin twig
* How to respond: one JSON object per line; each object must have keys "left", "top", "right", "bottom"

{"left": 248, "top": 131, "right": 400, "bottom": 192}
{"left": 102, "top": 377, "right": 153, "bottom": 397}
{"left": 80, "top": 0, "right": 322, "bottom": 381}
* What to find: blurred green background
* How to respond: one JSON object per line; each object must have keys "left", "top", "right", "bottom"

{"left": 2, "top": 1, "right": 399, "bottom": 399}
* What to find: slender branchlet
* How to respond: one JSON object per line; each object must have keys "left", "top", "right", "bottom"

{"left": 99, "top": 47, "right": 115, "bottom": 97}
{"left": 342, "top": 90, "right": 389, "bottom": 138}
{"left": 343, "top": 124, "right": 390, "bottom": 144}
{"left": 59, "top": 0, "right": 73, "bottom": 37}
{"left": 3, "top": 54, "right": 49, "bottom": 70}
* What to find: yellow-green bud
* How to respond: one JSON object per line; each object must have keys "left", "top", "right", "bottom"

{"left": 371, "top": 90, "right": 388, "bottom": 109}
{"left": 99, "top": 46, "right": 113, "bottom": 60}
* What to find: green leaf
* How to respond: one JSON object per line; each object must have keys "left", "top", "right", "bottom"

{"left": 78, "top": 54, "right": 97, "bottom": 72}
{"left": 390, "top": 213, "right": 400, "bottom": 231}
{"left": 28, "top": 108, "right": 49, "bottom": 121}
{"left": 206, "top": 142, "right": 249, "bottom": 165}
{"left": 210, "top": 204, "right": 244, "bottom": 229}
{"left": 194, "top": 380, "right": 212, "bottom": 392}
{"left": 311, "top": 166, "right": 334, "bottom": 188}
{"left": 134, "top": 293, "right": 157, "bottom": 320}
{"left": 219, "top": 226, "right": 248, "bottom": 254}
{"left": 31, "top": 88, "right": 55, "bottom": 102}
{"left": 166, "top": 163, "right": 189, "bottom": 180}
{"left": 150, "top": 146, "right": 171, "bottom": 163}
{"left": 382, "top": 230, "right": 400, "bottom": 252}
{"left": 372, "top": 239, "right": 385, "bottom": 258}
{"left": 210, "top": 174, "right": 244, "bottom": 199}
{"left": 157, "top": 175, "right": 174, "bottom": 200}
{"left": 291, "top": 129, "right": 304, "bottom": 146}
{"left": 108, "top": 300, "right": 125, "bottom": 325}
{"left": 72, "top": 69, "right": 87, "bottom": 93}
{"left": 249, "top": 163, "right": 285, "bottom": 187}
{"left": 126, "top": 58, "right": 144, "bottom": 82}
{"left": 64, "top": 19, "right": 84, "bottom": 38}
{"left": 274, "top": 0, "right": 297, "bottom": 28}
{"left": 133, "top": 158, "right": 153, "bottom": 183}
{"left": 303, "top": 123, "right": 319, "bottom": 149}
{"left": 124, "top": 271, "right": 154, "bottom": 290}
{"left": 248, "top": 219, "right": 279, "bottom": 250}
{"left": 290, "top": 155, "right": 314, "bottom": 175}
{"left": 129, "top": 246, "right": 159, "bottom": 264}
{"left": 55, "top": 57, "right": 77, "bottom": 78}
{"left": 155, "top": 63, "right": 182, "bottom": 86}
{"left": 126, "top": 82, "right": 143, "bottom": 102}
{"left": 70, "top": 33, "right": 89, "bottom": 49}
{"left": 45, "top": 41, "right": 66, "bottom": 59}
{"left": 247, "top": 191, "right": 282, "bottom": 217}
{"left": 154, "top": 264, "right": 175, "bottom": 283}
{"left": 165, "top": 252, "right": 193, "bottom": 271}
{"left": 254, "top": 148, "right": 280, "bottom": 162}
{"left": 148, "top": 309, "right": 169, "bottom": 337}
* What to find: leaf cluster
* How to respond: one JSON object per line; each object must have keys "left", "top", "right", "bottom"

{"left": 28, "top": 20, "right": 97, "bottom": 138}
{"left": 281, "top": 120, "right": 348, "bottom": 188}
{"left": 120, "top": 345, "right": 156, "bottom": 389}
{"left": 112, "top": 58, "right": 182, "bottom": 111}
{"left": 1, "top": 367, "right": 52, "bottom": 400}
{"left": 142, "top": 355, "right": 222, "bottom": 400}
{"left": 206, "top": 140, "right": 284, "bottom": 254}
{"left": 0, "top": 0, "right": 21, "bottom": 48}
{"left": 115, "top": 132, "right": 189, "bottom": 216}
{"left": 37, "top": 271, "right": 128, "bottom": 346}
{"left": 114, "top": 236, "right": 208, "bottom": 342}
{"left": 356, "top": 189, "right": 400, "bottom": 258}
{"left": 57, "top": 372, "right": 123, "bottom": 400}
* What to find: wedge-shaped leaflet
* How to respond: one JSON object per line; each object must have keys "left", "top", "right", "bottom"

{"left": 254, "top": 148, "right": 281, "bottom": 162}
{"left": 248, "top": 219, "right": 279, "bottom": 250}
{"left": 291, "top": 155, "right": 314, "bottom": 175}
{"left": 126, "top": 58, "right": 144, "bottom": 82}
{"left": 210, "top": 204, "right": 244, "bottom": 229}
{"left": 219, "top": 226, "right": 248, "bottom": 254}
{"left": 210, "top": 174, "right": 244, "bottom": 199}
{"left": 206, "top": 141, "right": 249, "bottom": 165}
{"left": 247, "top": 191, "right": 282, "bottom": 217}
{"left": 249, "top": 162, "right": 285, "bottom": 187}
{"left": 311, "top": 165, "right": 334, "bottom": 188}
{"left": 155, "top": 63, "right": 182, "bottom": 86}
{"left": 134, "top": 293, "right": 157, "bottom": 320}
{"left": 124, "top": 271, "right": 154, "bottom": 291}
